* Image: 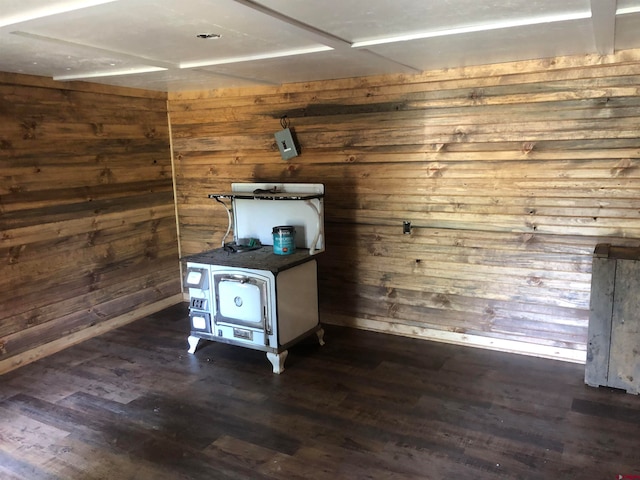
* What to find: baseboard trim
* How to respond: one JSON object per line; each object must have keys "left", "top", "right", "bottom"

{"left": 0, "top": 294, "right": 184, "bottom": 375}
{"left": 323, "top": 314, "right": 586, "bottom": 364}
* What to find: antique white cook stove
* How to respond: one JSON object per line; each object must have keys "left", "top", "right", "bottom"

{"left": 183, "top": 183, "right": 325, "bottom": 373}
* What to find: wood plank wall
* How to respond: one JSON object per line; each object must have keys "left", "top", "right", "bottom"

{"left": 0, "top": 73, "right": 182, "bottom": 374}
{"left": 168, "top": 49, "right": 640, "bottom": 363}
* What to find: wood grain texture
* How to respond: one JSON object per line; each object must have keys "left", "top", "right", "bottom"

{"left": 585, "top": 254, "right": 616, "bottom": 387}
{"left": 1, "top": 303, "right": 639, "bottom": 479}
{"left": 608, "top": 259, "right": 640, "bottom": 393}
{"left": 0, "top": 73, "right": 181, "bottom": 373}
{"left": 168, "top": 48, "right": 640, "bottom": 360}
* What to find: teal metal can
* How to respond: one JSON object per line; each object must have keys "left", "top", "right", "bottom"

{"left": 272, "top": 226, "right": 296, "bottom": 255}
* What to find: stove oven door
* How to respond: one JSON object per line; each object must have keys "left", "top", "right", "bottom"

{"left": 213, "top": 273, "right": 271, "bottom": 335}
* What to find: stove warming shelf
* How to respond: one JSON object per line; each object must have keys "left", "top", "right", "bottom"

{"left": 208, "top": 192, "right": 323, "bottom": 201}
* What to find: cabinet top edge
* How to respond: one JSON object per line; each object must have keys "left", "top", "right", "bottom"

{"left": 594, "top": 243, "right": 640, "bottom": 260}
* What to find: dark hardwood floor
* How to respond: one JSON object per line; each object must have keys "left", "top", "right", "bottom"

{"left": 1, "top": 303, "right": 639, "bottom": 479}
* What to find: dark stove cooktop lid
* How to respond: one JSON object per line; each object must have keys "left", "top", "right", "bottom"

{"left": 182, "top": 246, "right": 320, "bottom": 272}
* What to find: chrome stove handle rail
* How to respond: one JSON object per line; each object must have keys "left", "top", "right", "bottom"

{"left": 220, "top": 274, "right": 252, "bottom": 284}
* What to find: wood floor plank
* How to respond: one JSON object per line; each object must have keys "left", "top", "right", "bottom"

{"left": 207, "top": 435, "right": 282, "bottom": 470}
{"left": 0, "top": 452, "right": 57, "bottom": 480}
{"left": 38, "top": 439, "right": 180, "bottom": 480}
{"left": 1, "top": 302, "right": 640, "bottom": 479}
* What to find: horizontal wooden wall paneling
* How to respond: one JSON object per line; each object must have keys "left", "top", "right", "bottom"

{"left": 172, "top": 127, "right": 640, "bottom": 153}
{"left": 0, "top": 232, "right": 178, "bottom": 312}
{"left": 318, "top": 308, "right": 585, "bottom": 352}
{"left": 331, "top": 242, "right": 593, "bottom": 275}
{"left": 172, "top": 165, "right": 638, "bottom": 185}
{"left": 0, "top": 73, "right": 181, "bottom": 373}
{"left": 0, "top": 120, "right": 169, "bottom": 141}
{"left": 173, "top": 88, "right": 637, "bottom": 132}
{"left": 318, "top": 223, "right": 640, "bottom": 355}
{"left": 173, "top": 146, "right": 640, "bottom": 166}
{"left": 0, "top": 179, "right": 173, "bottom": 214}
{"left": 2, "top": 190, "right": 175, "bottom": 228}
{"left": 172, "top": 138, "right": 640, "bottom": 160}
{"left": 169, "top": 48, "right": 640, "bottom": 361}
{"left": 1, "top": 252, "right": 181, "bottom": 360}
{"left": 406, "top": 138, "right": 640, "bottom": 153}
{"left": 1, "top": 257, "right": 179, "bottom": 336}
{"left": 0, "top": 102, "right": 168, "bottom": 126}
{"left": 323, "top": 242, "right": 591, "bottom": 284}
{"left": 328, "top": 218, "right": 640, "bottom": 239}
{"left": 4, "top": 271, "right": 178, "bottom": 343}
{"left": 328, "top": 207, "right": 640, "bottom": 229}
{"left": 171, "top": 101, "right": 640, "bottom": 136}
{"left": 169, "top": 94, "right": 640, "bottom": 138}
{"left": 318, "top": 279, "right": 588, "bottom": 327}
{"left": 318, "top": 285, "right": 586, "bottom": 348}
{"left": 1, "top": 217, "right": 177, "bottom": 282}
{"left": 0, "top": 292, "right": 182, "bottom": 375}
{"left": 184, "top": 74, "right": 640, "bottom": 115}
{"left": 4, "top": 254, "right": 176, "bottom": 330}
{"left": 175, "top": 150, "right": 640, "bottom": 170}
{"left": 1, "top": 273, "right": 180, "bottom": 358}
{"left": 0, "top": 72, "right": 166, "bottom": 99}
{"left": 0, "top": 243, "right": 175, "bottom": 308}
{"left": 227, "top": 158, "right": 640, "bottom": 179}
{"left": 322, "top": 184, "right": 640, "bottom": 202}
{"left": 1, "top": 159, "right": 172, "bottom": 182}
{"left": 320, "top": 311, "right": 586, "bottom": 363}
{"left": 1, "top": 142, "right": 169, "bottom": 159}
{"left": 1, "top": 238, "right": 180, "bottom": 327}
{"left": 341, "top": 196, "right": 640, "bottom": 217}
{"left": 324, "top": 224, "right": 612, "bottom": 254}
{"left": 319, "top": 263, "right": 590, "bottom": 311}
{"left": 318, "top": 264, "right": 588, "bottom": 305}
{"left": 2, "top": 203, "right": 176, "bottom": 248}
{"left": 169, "top": 50, "right": 640, "bottom": 102}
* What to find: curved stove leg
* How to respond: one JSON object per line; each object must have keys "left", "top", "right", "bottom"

{"left": 187, "top": 335, "right": 200, "bottom": 354}
{"left": 266, "top": 350, "right": 288, "bottom": 374}
{"left": 316, "top": 327, "right": 325, "bottom": 346}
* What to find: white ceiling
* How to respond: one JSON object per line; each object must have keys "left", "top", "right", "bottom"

{"left": 1, "top": 0, "right": 640, "bottom": 92}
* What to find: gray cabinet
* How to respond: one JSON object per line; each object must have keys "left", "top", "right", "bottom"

{"left": 585, "top": 244, "right": 640, "bottom": 394}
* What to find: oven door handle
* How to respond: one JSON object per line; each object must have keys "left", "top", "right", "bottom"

{"left": 219, "top": 274, "right": 253, "bottom": 284}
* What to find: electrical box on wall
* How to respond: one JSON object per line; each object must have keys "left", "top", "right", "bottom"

{"left": 275, "top": 127, "right": 299, "bottom": 160}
